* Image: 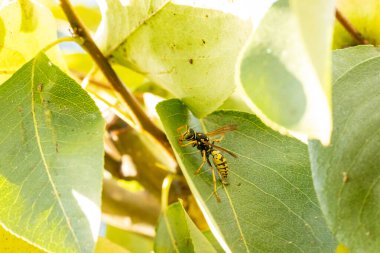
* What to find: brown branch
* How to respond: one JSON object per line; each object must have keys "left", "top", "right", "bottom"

{"left": 102, "top": 177, "right": 160, "bottom": 226}
{"left": 335, "top": 8, "right": 368, "bottom": 45}
{"left": 59, "top": 0, "right": 175, "bottom": 161}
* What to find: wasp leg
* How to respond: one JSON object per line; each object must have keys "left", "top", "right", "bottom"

{"left": 194, "top": 150, "right": 207, "bottom": 175}
{"left": 179, "top": 140, "right": 197, "bottom": 147}
{"left": 211, "top": 166, "right": 221, "bottom": 202}
{"left": 206, "top": 154, "right": 212, "bottom": 167}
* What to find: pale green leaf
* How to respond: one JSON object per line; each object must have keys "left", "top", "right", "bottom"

{"left": 156, "top": 99, "right": 336, "bottom": 252}
{"left": 238, "top": 0, "right": 335, "bottom": 144}
{"left": 0, "top": 53, "right": 104, "bottom": 253}
{"left": 154, "top": 201, "right": 216, "bottom": 253}
{"left": 332, "top": 45, "right": 380, "bottom": 82}
{"left": 105, "top": 1, "right": 252, "bottom": 117}
{"left": 217, "top": 89, "right": 252, "bottom": 113}
{"left": 95, "top": 0, "right": 169, "bottom": 55}
{"left": 0, "top": 0, "right": 65, "bottom": 83}
{"left": 309, "top": 46, "right": 380, "bottom": 253}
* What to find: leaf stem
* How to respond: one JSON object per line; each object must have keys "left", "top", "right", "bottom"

{"left": 161, "top": 175, "right": 174, "bottom": 211}
{"left": 59, "top": 0, "right": 175, "bottom": 160}
{"left": 335, "top": 8, "right": 368, "bottom": 45}
{"left": 40, "top": 36, "right": 80, "bottom": 53}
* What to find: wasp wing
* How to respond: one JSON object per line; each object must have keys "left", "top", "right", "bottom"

{"left": 202, "top": 140, "right": 238, "bottom": 158}
{"left": 205, "top": 124, "right": 238, "bottom": 137}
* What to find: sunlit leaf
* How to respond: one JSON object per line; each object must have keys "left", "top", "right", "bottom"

{"left": 238, "top": 0, "right": 335, "bottom": 144}
{"left": 52, "top": 4, "right": 101, "bottom": 32}
{"left": 0, "top": 225, "right": 45, "bottom": 253}
{"left": 0, "top": 53, "right": 104, "bottom": 253}
{"left": 156, "top": 99, "right": 337, "bottom": 252}
{"left": 100, "top": 0, "right": 252, "bottom": 117}
{"left": 336, "top": 243, "right": 350, "bottom": 253}
{"left": 105, "top": 225, "right": 153, "bottom": 253}
{"left": 64, "top": 53, "right": 145, "bottom": 91}
{"left": 0, "top": 0, "right": 64, "bottom": 83}
{"left": 154, "top": 201, "right": 216, "bottom": 253}
{"left": 95, "top": 0, "right": 169, "bottom": 55}
{"left": 95, "top": 237, "right": 130, "bottom": 253}
{"left": 309, "top": 46, "right": 380, "bottom": 253}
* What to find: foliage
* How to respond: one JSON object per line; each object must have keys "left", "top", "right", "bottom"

{"left": 0, "top": 0, "right": 379, "bottom": 252}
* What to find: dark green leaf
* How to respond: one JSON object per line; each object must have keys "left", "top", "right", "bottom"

{"left": 0, "top": 54, "right": 104, "bottom": 253}
{"left": 203, "top": 230, "right": 224, "bottom": 253}
{"left": 309, "top": 46, "right": 380, "bottom": 253}
{"left": 156, "top": 99, "right": 336, "bottom": 252}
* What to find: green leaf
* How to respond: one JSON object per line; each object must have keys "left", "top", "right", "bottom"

{"left": 95, "top": 0, "right": 168, "bottom": 55}
{"left": 154, "top": 201, "right": 216, "bottom": 253}
{"left": 104, "top": 1, "right": 251, "bottom": 117}
{"left": 0, "top": 53, "right": 104, "bottom": 253}
{"left": 332, "top": 45, "right": 380, "bottom": 82}
{"left": 0, "top": 225, "right": 45, "bottom": 253}
{"left": 156, "top": 99, "right": 336, "bottom": 252}
{"left": 95, "top": 237, "right": 130, "bottom": 253}
{"left": 50, "top": 4, "right": 101, "bottom": 33}
{"left": 309, "top": 46, "right": 380, "bottom": 252}
{"left": 0, "top": 0, "right": 65, "bottom": 84}
{"left": 238, "top": 0, "right": 335, "bottom": 144}
{"left": 217, "top": 90, "right": 252, "bottom": 114}
{"left": 203, "top": 230, "right": 224, "bottom": 253}
{"left": 64, "top": 53, "right": 145, "bottom": 91}
{"left": 105, "top": 225, "right": 153, "bottom": 253}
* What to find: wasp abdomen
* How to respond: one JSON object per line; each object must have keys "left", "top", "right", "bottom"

{"left": 211, "top": 150, "right": 229, "bottom": 185}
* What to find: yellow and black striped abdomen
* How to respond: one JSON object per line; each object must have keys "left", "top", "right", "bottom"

{"left": 211, "top": 150, "right": 229, "bottom": 185}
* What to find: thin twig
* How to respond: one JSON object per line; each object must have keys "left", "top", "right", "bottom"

{"left": 59, "top": 0, "right": 175, "bottom": 160}
{"left": 41, "top": 36, "right": 80, "bottom": 53}
{"left": 335, "top": 8, "right": 368, "bottom": 45}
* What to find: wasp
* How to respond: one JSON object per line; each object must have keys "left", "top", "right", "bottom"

{"left": 177, "top": 124, "right": 237, "bottom": 202}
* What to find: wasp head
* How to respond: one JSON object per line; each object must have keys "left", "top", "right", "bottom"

{"left": 183, "top": 128, "right": 195, "bottom": 140}
{"left": 177, "top": 125, "right": 195, "bottom": 143}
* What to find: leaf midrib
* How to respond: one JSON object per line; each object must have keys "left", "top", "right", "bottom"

{"left": 30, "top": 57, "right": 80, "bottom": 251}
{"left": 334, "top": 55, "right": 380, "bottom": 84}
{"left": 200, "top": 114, "right": 323, "bottom": 251}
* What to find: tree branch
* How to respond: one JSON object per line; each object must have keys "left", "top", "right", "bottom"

{"left": 59, "top": 0, "right": 175, "bottom": 160}
{"left": 335, "top": 8, "right": 368, "bottom": 45}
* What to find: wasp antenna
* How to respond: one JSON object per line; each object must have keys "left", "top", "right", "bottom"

{"left": 176, "top": 125, "right": 187, "bottom": 134}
